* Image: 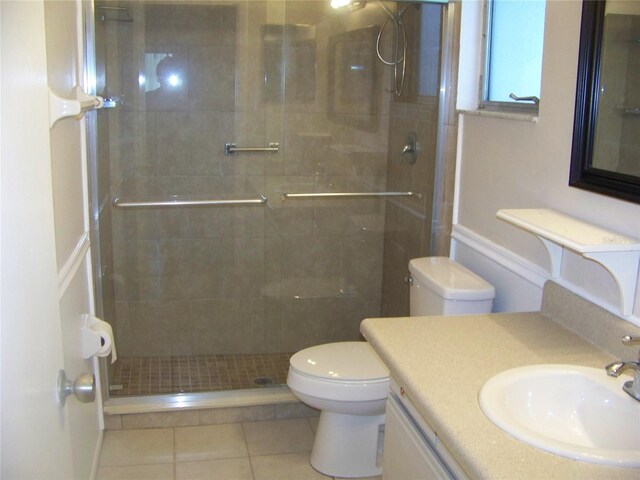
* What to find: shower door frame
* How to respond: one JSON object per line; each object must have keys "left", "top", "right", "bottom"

{"left": 83, "top": 0, "right": 111, "bottom": 405}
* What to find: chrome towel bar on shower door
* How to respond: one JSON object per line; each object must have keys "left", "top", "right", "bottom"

{"left": 113, "top": 195, "right": 267, "bottom": 208}
{"left": 280, "top": 191, "right": 422, "bottom": 200}
{"left": 224, "top": 143, "right": 279, "bottom": 155}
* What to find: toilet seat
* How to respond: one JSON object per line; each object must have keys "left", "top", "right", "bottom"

{"left": 288, "top": 342, "right": 390, "bottom": 402}
{"left": 290, "top": 341, "right": 389, "bottom": 381}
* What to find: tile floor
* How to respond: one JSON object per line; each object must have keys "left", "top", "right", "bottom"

{"left": 109, "top": 353, "right": 292, "bottom": 396}
{"left": 98, "top": 417, "right": 382, "bottom": 480}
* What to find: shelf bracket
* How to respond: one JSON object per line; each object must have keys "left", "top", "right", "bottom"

{"left": 582, "top": 251, "right": 640, "bottom": 316}
{"left": 534, "top": 234, "right": 639, "bottom": 314}
{"left": 536, "top": 237, "right": 563, "bottom": 278}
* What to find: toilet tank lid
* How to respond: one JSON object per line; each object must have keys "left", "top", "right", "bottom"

{"left": 289, "top": 342, "right": 389, "bottom": 381}
{"left": 409, "top": 257, "right": 495, "bottom": 301}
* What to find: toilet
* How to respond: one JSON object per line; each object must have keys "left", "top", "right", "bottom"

{"left": 287, "top": 257, "right": 496, "bottom": 478}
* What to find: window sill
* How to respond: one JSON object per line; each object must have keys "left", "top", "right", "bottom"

{"left": 458, "top": 109, "right": 538, "bottom": 123}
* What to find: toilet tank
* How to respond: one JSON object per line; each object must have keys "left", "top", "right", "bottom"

{"left": 408, "top": 257, "right": 495, "bottom": 316}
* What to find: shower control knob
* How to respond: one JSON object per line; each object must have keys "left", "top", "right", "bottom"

{"left": 400, "top": 131, "right": 418, "bottom": 165}
{"left": 57, "top": 370, "right": 96, "bottom": 406}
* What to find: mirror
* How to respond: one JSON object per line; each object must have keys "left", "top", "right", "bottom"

{"left": 570, "top": 0, "right": 640, "bottom": 203}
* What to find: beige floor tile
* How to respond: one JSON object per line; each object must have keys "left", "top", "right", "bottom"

{"left": 99, "top": 428, "right": 174, "bottom": 467}
{"left": 250, "top": 452, "right": 329, "bottom": 480}
{"left": 176, "top": 458, "right": 253, "bottom": 480}
{"left": 122, "top": 411, "right": 199, "bottom": 429}
{"left": 243, "top": 418, "right": 314, "bottom": 456}
{"left": 97, "top": 463, "right": 175, "bottom": 480}
{"left": 175, "top": 423, "right": 248, "bottom": 462}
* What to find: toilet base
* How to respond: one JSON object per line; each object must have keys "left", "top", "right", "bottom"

{"left": 310, "top": 411, "right": 385, "bottom": 478}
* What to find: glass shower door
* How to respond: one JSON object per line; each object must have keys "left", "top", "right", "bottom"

{"left": 91, "top": 0, "right": 409, "bottom": 398}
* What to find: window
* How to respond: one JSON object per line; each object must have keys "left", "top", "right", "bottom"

{"left": 481, "top": 0, "right": 546, "bottom": 112}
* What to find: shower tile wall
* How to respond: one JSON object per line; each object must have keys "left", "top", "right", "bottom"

{"left": 380, "top": 95, "right": 437, "bottom": 317}
{"left": 103, "top": 1, "right": 391, "bottom": 360}
{"left": 380, "top": 2, "right": 459, "bottom": 317}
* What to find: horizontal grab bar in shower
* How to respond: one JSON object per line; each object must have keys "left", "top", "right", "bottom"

{"left": 280, "top": 191, "right": 422, "bottom": 200}
{"left": 112, "top": 195, "right": 268, "bottom": 208}
{"left": 224, "top": 143, "right": 279, "bottom": 155}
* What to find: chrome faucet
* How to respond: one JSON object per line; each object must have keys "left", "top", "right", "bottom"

{"left": 605, "top": 336, "right": 640, "bottom": 402}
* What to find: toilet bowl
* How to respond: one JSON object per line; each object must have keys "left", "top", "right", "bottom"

{"left": 287, "top": 342, "right": 389, "bottom": 478}
{"left": 287, "top": 257, "right": 496, "bottom": 478}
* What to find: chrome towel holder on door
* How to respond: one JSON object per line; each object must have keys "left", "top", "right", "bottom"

{"left": 224, "top": 143, "right": 280, "bottom": 155}
{"left": 280, "top": 191, "right": 422, "bottom": 200}
{"left": 112, "top": 195, "right": 268, "bottom": 208}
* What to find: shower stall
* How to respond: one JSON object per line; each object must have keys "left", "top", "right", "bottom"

{"left": 88, "top": 0, "right": 459, "bottom": 401}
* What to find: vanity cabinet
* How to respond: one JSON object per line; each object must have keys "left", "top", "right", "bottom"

{"left": 383, "top": 380, "right": 469, "bottom": 480}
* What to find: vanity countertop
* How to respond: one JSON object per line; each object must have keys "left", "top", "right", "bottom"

{"left": 360, "top": 312, "right": 640, "bottom": 479}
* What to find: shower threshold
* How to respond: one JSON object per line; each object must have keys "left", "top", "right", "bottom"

{"left": 105, "top": 352, "right": 296, "bottom": 415}
{"left": 104, "top": 384, "right": 296, "bottom": 415}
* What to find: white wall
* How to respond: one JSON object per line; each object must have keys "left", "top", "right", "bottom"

{"left": 453, "top": 0, "right": 640, "bottom": 325}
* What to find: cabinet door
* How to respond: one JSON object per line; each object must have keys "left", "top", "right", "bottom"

{"left": 383, "top": 396, "right": 454, "bottom": 480}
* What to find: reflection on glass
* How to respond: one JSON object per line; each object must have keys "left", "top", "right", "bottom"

{"left": 262, "top": 24, "right": 316, "bottom": 104}
{"left": 143, "top": 53, "right": 187, "bottom": 110}
{"left": 328, "top": 25, "right": 379, "bottom": 131}
{"left": 593, "top": 3, "right": 640, "bottom": 177}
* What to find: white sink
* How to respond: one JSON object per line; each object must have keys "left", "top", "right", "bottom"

{"left": 479, "top": 364, "right": 640, "bottom": 467}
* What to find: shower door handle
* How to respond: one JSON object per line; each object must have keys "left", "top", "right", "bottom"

{"left": 102, "top": 96, "right": 124, "bottom": 109}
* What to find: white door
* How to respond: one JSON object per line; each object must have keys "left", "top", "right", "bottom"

{"left": 1, "top": 1, "right": 103, "bottom": 478}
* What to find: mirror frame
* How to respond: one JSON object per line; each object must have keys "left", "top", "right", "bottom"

{"left": 570, "top": 0, "right": 640, "bottom": 204}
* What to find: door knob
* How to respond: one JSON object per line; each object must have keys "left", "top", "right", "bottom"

{"left": 57, "top": 370, "right": 96, "bottom": 406}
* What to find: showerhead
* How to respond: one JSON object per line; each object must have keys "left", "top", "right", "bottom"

{"left": 331, "top": 0, "right": 367, "bottom": 11}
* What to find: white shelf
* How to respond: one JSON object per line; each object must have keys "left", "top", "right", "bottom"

{"left": 497, "top": 208, "right": 640, "bottom": 316}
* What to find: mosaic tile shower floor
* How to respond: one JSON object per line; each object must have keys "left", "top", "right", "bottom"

{"left": 109, "top": 353, "right": 293, "bottom": 396}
